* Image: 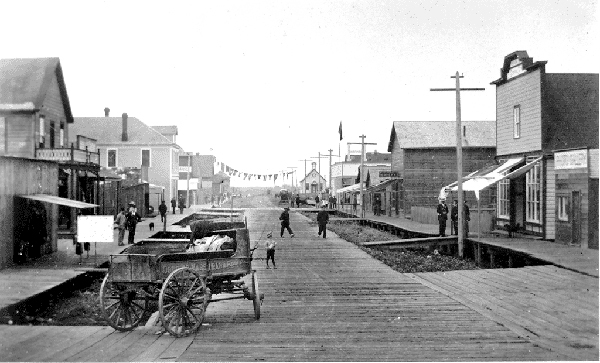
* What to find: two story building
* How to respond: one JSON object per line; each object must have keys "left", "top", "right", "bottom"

{"left": 70, "top": 111, "right": 182, "bottom": 213}
{"left": 0, "top": 57, "right": 99, "bottom": 267}
{"left": 490, "top": 51, "right": 598, "bottom": 248}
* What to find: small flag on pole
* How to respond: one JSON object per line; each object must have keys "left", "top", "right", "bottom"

{"left": 339, "top": 121, "right": 343, "bottom": 141}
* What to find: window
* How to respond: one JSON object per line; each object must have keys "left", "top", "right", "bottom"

{"left": 526, "top": 162, "right": 541, "bottom": 223}
{"left": 49, "top": 121, "right": 56, "bottom": 148}
{"left": 498, "top": 178, "right": 510, "bottom": 218}
{"left": 0, "top": 117, "right": 5, "bottom": 153}
{"left": 39, "top": 116, "right": 45, "bottom": 148}
{"left": 59, "top": 121, "right": 65, "bottom": 147}
{"left": 557, "top": 196, "right": 569, "bottom": 221}
{"left": 513, "top": 106, "right": 521, "bottom": 139}
{"left": 107, "top": 149, "right": 117, "bottom": 167}
{"left": 141, "top": 149, "right": 151, "bottom": 167}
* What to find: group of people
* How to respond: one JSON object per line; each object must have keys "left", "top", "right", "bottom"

{"left": 437, "top": 199, "right": 470, "bottom": 237}
{"left": 267, "top": 204, "right": 330, "bottom": 269}
{"left": 114, "top": 201, "right": 142, "bottom": 246}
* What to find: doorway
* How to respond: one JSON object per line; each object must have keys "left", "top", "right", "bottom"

{"left": 571, "top": 191, "right": 581, "bottom": 245}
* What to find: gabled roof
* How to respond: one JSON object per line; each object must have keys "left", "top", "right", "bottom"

{"left": 0, "top": 57, "right": 74, "bottom": 122}
{"left": 152, "top": 126, "right": 178, "bottom": 135}
{"left": 299, "top": 168, "right": 326, "bottom": 184}
{"left": 388, "top": 121, "right": 496, "bottom": 151}
{"left": 71, "top": 117, "right": 178, "bottom": 146}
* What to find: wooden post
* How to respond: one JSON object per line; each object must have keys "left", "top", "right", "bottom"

{"left": 508, "top": 255, "right": 514, "bottom": 268}
{"left": 489, "top": 249, "right": 495, "bottom": 268}
{"left": 431, "top": 73, "right": 485, "bottom": 258}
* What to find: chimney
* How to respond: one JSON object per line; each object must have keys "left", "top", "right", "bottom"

{"left": 311, "top": 162, "right": 316, "bottom": 170}
{"left": 121, "top": 113, "right": 128, "bottom": 142}
{"left": 104, "top": 107, "right": 110, "bottom": 117}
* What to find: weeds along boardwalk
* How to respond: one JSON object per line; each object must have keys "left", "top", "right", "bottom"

{"left": 0, "top": 207, "right": 594, "bottom": 361}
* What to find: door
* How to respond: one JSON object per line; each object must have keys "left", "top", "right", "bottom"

{"left": 571, "top": 191, "right": 581, "bottom": 245}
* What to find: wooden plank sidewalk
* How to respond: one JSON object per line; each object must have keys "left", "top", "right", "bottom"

{"left": 0, "top": 207, "right": 596, "bottom": 361}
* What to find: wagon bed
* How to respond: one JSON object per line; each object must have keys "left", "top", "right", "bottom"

{"left": 99, "top": 220, "right": 263, "bottom": 337}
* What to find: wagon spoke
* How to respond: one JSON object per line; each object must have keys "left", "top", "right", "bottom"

{"left": 185, "top": 306, "right": 201, "bottom": 323}
{"left": 187, "top": 277, "right": 200, "bottom": 295}
{"left": 131, "top": 301, "right": 146, "bottom": 312}
{"left": 129, "top": 305, "right": 141, "bottom": 322}
{"left": 188, "top": 285, "right": 205, "bottom": 297}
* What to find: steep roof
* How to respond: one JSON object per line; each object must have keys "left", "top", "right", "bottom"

{"left": 0, "top": 57, "right": 74, "bottom": 122}
{"left": 71, "top": 117, "right": 177, "bottom": 146}
{"left": 388, "top": 121, "right": 496, "bottom": 151}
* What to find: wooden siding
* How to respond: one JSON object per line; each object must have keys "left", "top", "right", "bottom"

{"left": 545, "top": 159, "right": 555, "bottom": 240}
{"left": 590, "top": 149, "right": 599, "bottom": 178}
{"left": 390, "top": 137, "right": 403, "bottom": 174}
{"left": 403, "top": 148, "right": 496, "bottom": 213}
{"left": 589, "top": 178, "right": 598, "bottom": 249}
{"left": 555, "top": 169, "right": 589, "bottom": 247}
{"left": 541, "top": 73, "right": 599, "bottom": 153}
{"left": 40, "top": 72, "right": 67, "bottom": 149}
{"left": 0, "top": 157, "right": 59, "bottom": 270}
{"left": 5, "top": 115, "right": 34, "bottom": 158}
{"left": 496, "top": 69, "right": 542, "bottom": 156}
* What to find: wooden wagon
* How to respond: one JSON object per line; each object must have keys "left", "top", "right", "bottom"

{"left": 99, "top": 223, "right": 263, "bottom": 337}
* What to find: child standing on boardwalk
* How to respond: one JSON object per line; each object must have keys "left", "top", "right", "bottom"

{"left": 265, "top": 231, "right": 277, "bottom": 269}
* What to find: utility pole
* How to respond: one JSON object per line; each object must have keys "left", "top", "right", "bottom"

{"left": 298, "top": 159, "right": 311, "bottom": 194}
{"left": 186, "top": 153, "right": 191, "bottom": 209}
{"left": 347, "top": 137, "right": 376, "bottom": 218}
{"left": 431, "top": 72, "right": 484, "bottom": 258}
{"left": 327, "top": 149, "right": 340, "bottom": 194}
{"left": 311, "top": 153, "right": 328, "bottom": 193}
{"left": 287, "top": 167, "right": 297, "bottom": 193}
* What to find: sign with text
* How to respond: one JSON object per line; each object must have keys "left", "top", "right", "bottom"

{"left": 77, "top": 215, "right": 114, "bottom": 243}
{"left": 379, "top": 171, "right": 400, "bottom": 178}
{"left": 555, "top": 149, "right": 588, "bottom": 170}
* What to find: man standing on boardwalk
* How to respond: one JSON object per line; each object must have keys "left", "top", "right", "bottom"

{"left": 171, "top": 198, "right": 177, "bottom": 214}
{"left": 317, "top": 204, "right": 329, "bottom": 238}
{"left": 279, "top": 207, "right": 294, "bottom": 238}
{"left": 450, "top": 200, "right": 459, "bottom": 235}
{"left": 158, "top": 200, "right": 168, "bottom": 223}
{"left": 114, "top": 208, "right": 127, "bottom": 246}
{"left": 437, "top": 199, "right": 449, "bottom": 237}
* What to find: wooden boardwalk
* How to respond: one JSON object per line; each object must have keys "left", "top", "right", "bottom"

{"left": 0, "top": 208, "right": 596, "bottom": 361}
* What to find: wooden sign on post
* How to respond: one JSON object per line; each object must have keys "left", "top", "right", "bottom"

{"left": 77, "top": 215, "right": 114, "bottom": 243}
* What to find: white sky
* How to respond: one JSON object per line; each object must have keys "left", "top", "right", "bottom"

{"left": 1, "top": 0, "right": 598, "bottom": 187}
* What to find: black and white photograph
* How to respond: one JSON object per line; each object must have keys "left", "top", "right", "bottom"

{"left": 0, "top": 0, "right": 598, "bottom": 361}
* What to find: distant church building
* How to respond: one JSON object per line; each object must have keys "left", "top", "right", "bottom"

{"left": 299, "top": 162, "right": 326, "bottom": 193}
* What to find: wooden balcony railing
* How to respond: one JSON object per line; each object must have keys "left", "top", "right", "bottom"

{"left": 35, "top": 146, "right": 100, "bottom": 165}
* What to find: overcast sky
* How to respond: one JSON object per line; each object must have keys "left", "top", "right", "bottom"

{"left": 1, "top": 0, "right": 597, "bottom": 187}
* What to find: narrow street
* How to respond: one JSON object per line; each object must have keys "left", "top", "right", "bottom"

{"left": 2, "top": 204, "right": 593, "bottom": 361}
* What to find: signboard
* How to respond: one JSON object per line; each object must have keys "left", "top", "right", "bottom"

{"left": 379, "top": 171, "right": 400, "bottom": 178}
{"left": 77, "top": 215, "right": 114, "bottom": 243}
{"left": 555, "top": 149, "right": 588, "bottom": 170}
{"left": 179, "top": 166, "right": 192, "bottom": 173}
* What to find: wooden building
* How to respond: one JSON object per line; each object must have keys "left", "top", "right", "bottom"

{"left": 387, "top": 120, "right": 496, "bottom": 215}
{"left": 0, "top": 57, "right": 101, "bottom": 233}
{"left": 71, "top": 112, "right": 183, "bottom": 214}
{"left": 490, "top": 51, "right": 598, "bottom": 248}
{"left": 299, "top": 162, "right": 327, "bottom": 194}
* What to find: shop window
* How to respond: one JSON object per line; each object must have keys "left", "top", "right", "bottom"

{"left": 107, "top": 149, "right": 117, "bottom": 167}
{"left": 526, "top": 162, "right": 541, "bottom": 222}
{"left": 49, "top": 121, "right": 56, "bottom": 148}
{"left": 513, "top": 106, "right": 521, "bottom": 139}
{"left": 497, "top": 178, "right": 510, "bottom": 218}
{"left": 558, "top": 196, "right": 569, "bottom": 221}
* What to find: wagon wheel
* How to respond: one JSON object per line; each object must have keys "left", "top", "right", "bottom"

{"left": 251, "top": 271, "right": 261, "bottom": 320}
{"left": 99, "top": 274, "right": 148, "bottom": 331}
{"left": 159, "top": 267, "right": 208, "bottom": 337}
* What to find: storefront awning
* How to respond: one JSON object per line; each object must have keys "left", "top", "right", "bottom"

{"left": 19, "top": 194, "right": 98, "bottom": 208}
{"left": 505, "top": 157, "right": 542, "bottom": 180}
{"left": 366, "top": 179, "right": 396, "bottom": 192}
{"left": 336, "top": 183, "right": 361, "bottom": 194}
{"left": 439, "top": 157, "right": 525, "bottom": 199}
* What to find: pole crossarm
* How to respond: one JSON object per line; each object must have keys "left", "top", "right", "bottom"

{"left": 430, "top": 71, "right": 484, "bottom": 258}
